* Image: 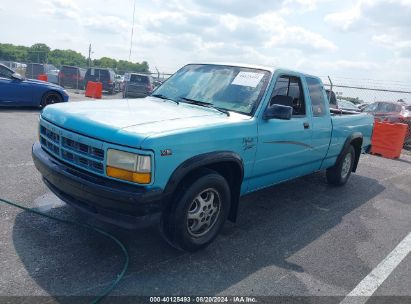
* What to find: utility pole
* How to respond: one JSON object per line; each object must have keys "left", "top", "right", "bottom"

{"left": 88, "top": 44, "right": 92, "bottom": 67}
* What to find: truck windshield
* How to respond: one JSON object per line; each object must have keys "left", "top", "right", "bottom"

{"left": 154, "top": 64, "right": 271, "bottom": 115}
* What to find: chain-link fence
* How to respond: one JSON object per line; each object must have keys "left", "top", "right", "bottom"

{"left": 321, "top": 76, "right": 411, "bottom": 150}
{"left": 2, "top": 58, "right": 410, "bottom": 149}
{"left": 0, "top": 59, "right": 173, "bottom": 92}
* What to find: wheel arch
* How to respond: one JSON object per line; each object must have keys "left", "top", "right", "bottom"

{"left": 41, "top": 90, "right": 64, "bottom": 106}
{"left": 337, "top": 132, "right": 363, "bottom": 172}
{"left": 163, "top": 151, "right": 244, "bottom": 223}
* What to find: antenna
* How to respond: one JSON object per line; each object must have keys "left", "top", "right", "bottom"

{"left": 129, "top": 0, "right": 136, "bottom": 61}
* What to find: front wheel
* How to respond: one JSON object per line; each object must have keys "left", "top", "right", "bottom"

{"left": 40, "top": 91, "right": 63, "bottom": 108}
{"left": 161, "top": 171, "right": 231, "bottom": 252}
{"left": 326, "top": 145, "right": 355, "bottom": 186}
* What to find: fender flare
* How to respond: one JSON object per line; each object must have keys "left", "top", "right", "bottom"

{"left": 163, "top": 151, "right": 244, "bottom": 221}
{"left": 336, "top": 132, "right": 363, "bottom": 172}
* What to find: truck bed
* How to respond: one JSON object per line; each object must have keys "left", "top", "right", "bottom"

{"left": 321, "top": 112, "right": 374, "bottom": 169}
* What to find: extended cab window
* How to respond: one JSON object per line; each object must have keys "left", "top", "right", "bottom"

{"left": 306, "top": 77, "right": 326, "bottom": 117}
{"left": 271, "top": 75, "right": 306, "bottom": 116}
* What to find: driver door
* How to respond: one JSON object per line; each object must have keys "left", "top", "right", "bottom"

{"left": 249, "top": 75, "right": 317, "bottom": 191}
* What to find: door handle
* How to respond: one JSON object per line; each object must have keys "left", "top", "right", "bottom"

{"left": 303, "top": 122, "right": 310, "bottom": 129}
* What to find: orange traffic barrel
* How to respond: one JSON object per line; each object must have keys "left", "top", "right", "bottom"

{"left": 371, "top": 121, "right": 407, "bottom": 159}
{"left": 37, "top": 74, "right": 48, "bottom": 82}
{"left": 85, "top": 81, "right": 102, "bottom": 99}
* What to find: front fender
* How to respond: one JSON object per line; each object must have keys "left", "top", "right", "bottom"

{"left": 163, "top": 151, "right": 244, "bottom": 197}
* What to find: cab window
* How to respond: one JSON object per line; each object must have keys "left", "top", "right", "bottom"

{"left": 271, "top": 75, "right": 306, "bottom": 116}
{"left": 306, "top": 77, "right": 326, "bottom": 117}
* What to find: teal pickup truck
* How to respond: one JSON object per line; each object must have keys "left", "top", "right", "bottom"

{"left": 33, "top": 63, "right": 374, "bottom": 251}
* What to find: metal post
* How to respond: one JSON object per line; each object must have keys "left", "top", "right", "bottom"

{"left": 88, "top": 44, "right": 92, "bottom": 68}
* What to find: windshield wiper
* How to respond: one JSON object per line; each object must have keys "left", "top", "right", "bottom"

{"left": 179, "top": 97, "right": 230, "bottom": 116}
{"left": 151, "top": 93, "right": 179, "bottom": 104}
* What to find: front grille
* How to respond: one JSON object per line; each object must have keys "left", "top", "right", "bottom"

{"left": 40, "top": 123, "right": 105, "bottom": 174}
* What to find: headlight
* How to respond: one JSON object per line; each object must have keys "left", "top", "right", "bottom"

{"left": 106, "top": 149, "right": 151, "bottom": 184}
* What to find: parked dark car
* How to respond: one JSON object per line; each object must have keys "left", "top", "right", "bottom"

{"left": 58, "top": 65, "right": 86, "bottom": 89}
{"left": 0, "top": 63, "right": 69, "bottom": 108}
{"left": 363, "top": 101, "right": 411, "bottom": 147}
{"left": 84, "top": 68, "right": 116, "bottom": 94}
{"left": 123, "top": 73, "right": 154, "bottom": 98}
{"left": 25, "top": 63, "right": 59, "bottom": 84}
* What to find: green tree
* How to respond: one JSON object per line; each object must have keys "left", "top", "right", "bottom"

{"left": 94, "top": 57, "right": 117, "bottom": 69}
{"left": 27, "top": 43, "right": 50, "bottom": 63}
{"left": 0, "top": 43, "right": 28, "bottom": 62}
{"left": 48, "top": 49, "right": 88, "bottom": 67}
{"left": 0, "top": 42, "right": 150, "bottom": 73}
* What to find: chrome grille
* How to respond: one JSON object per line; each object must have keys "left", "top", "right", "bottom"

{"left": 39, "top": 123, "right": 105, "bottom": 174}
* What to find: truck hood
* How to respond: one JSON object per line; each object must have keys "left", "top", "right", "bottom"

{"left": 41, "top": 97, "right": 247, "bottom": 147}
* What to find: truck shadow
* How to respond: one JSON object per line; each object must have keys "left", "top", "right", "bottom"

{"left": 12, "top": 172, "right": 385, "bottom": 298}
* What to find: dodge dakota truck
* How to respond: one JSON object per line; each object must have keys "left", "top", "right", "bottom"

{"left": 32, "top": 63, "right": 374, "bottom": 251}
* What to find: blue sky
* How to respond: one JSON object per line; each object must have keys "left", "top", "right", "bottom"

{"left": 1, "top": 0, "right": 411, "bottom": 84}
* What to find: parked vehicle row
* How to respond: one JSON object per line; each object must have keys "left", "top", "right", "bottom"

{"left": 362, "top": 101, "right": 411, "bottom": 147}
{"left": 2, "top": 61, "right": 167, "bottom": 95}
{"left": 58, "top": 65, "right": 87, "bottom": 89}
{"left": 327, "top": 89, "right": 410, "bottom": 147}
{"left": 26, "top": 63, "right": 60, "bottom": 85}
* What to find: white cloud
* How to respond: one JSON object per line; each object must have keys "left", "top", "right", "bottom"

{"left": 325, "top": 0, "right": 411, "bottom": 58}
{"left": 325, "top": 0, "right": 411, "bottom": 31}
{"left": 141, "top": 9, "right": 336, "bottom": 55}
{"left": 42, "top": 0, "right": 80, "bottom": 20}
{"left": 282, "top": 0, "right": 329, "bottom": 12}
{"left": 4, "top": 0, "right": 409, "bottom": 83}
{"left": 324, "top": 4, "right": 362, "bottom": 31}
{"left": 83, "top": 16, "right": 130, "bottom": 34}
{"left": 373, "top": 34, "right": 411, "bottom": 58}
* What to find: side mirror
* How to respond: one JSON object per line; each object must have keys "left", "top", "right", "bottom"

{"left": 11, "top": 73, "right": 23, "bottom": 81}
{"left": 263, "top": 104, "right": 293, "bottom": 120}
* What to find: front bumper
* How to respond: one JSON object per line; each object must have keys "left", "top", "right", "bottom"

{"left": 32, "top": 142, "right": 163, "bottom": 229}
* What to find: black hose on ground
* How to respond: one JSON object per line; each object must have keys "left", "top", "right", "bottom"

{"left": 0, "top": 197, "right": 129, "bottom": 304}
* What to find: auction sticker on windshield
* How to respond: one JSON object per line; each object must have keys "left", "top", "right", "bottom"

{"left": 231, "top": 71, "right": 264, "bottom": 88}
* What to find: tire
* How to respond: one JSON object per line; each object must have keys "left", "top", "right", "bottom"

{"left": 161, "top": 171, "right": 231, "bottom": 252}
{"left": 326, "top": 145, "right": 355, "bottom": 186}
{"left": 40, "top": 91, "right": 63, "bottom": 108}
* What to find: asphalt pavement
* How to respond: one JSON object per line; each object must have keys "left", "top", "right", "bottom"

{"left": 0, "top": 103, "right": 410, "bottom": 303}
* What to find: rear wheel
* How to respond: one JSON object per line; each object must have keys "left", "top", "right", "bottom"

{"left": 40, "top": 91, "right": 63, "bottom": 108}
{"left": 161, "top": 171, "right": 231, "bottom": 252}
{"left": 326, "top": 145, "right": 355, "bottom": 186}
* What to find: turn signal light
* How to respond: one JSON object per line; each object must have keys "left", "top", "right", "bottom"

{"left": 106, "top": 166, "right": 151, "bottom": 184}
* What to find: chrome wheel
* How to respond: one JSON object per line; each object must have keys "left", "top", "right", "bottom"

{"left": 187, "top": 188, "right": 221, "bottom": 237}
{"left": 341, "top": 153, "right": 352, "bottom": 179}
